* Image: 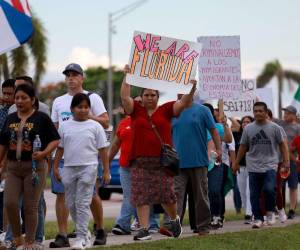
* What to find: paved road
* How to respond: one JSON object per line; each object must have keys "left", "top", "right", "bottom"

{"left": 45, "top": 189, "right": 238, "bottom": 221}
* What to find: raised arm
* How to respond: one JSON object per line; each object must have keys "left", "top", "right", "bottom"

{"left": 120, "top": 65, "right": 134, "bottom": 115}
{"left": 173, "top": 80, "right": 197, "bottom": 117}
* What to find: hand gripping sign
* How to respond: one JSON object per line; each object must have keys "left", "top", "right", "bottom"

{"left": 126, "top": 31, "right": 202, "bottom": 94}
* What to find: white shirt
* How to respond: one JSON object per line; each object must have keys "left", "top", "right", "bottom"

{"left": 222, "top": 137, "right": 235, "bottom": 166}
{"left": 51, "top": 91, "right": 106, "bottom": 125}
{"left": 58, "top": 119, "right": 108, "bottom": 166}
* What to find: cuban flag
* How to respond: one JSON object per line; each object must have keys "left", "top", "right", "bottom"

{"left": 0, "top": 0, "right": 33, "bottom": 55}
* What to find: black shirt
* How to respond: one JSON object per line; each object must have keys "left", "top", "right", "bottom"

{"left": 0, "top": 111, "right": 60, "bottom": 161}
{"left": 232, "top": 130, "right": 246, "bottom": 166}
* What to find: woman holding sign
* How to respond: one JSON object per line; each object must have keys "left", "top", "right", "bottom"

{"left": 121, "top": 64, "right": 196, "bottom": 241}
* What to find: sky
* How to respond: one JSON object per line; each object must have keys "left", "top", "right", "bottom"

{"left": 28, "top": 0, "right": 300, "bottom": 113}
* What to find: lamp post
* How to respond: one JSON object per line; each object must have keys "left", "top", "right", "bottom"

{"left": 107, "top": 0, "right": 147, "bottom": 125}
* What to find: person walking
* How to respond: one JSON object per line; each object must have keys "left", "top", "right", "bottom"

{"left": 0, "top": 84, "right": 59, "bottom": 249}
{"left": 50, "top": 63, "right": 109, "bottom": 248}
{"left": 172, "top": 99, "right": 221, "bottom": 236}
{"left": 120, "top": 64, "right": 196, "bottom": 241}
{"left": 53, "top": 93, "right": 110, "bottom": 250}
{"left": 233, "top": 102, "right": 289, "bottom": 229}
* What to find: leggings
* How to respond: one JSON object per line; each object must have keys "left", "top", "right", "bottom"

{"left": 4, "top": 160, "right": 46, "bottom": 243}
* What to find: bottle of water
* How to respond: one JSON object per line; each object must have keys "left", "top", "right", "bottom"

{"left": 0, "top": 180, "right": 5, "bottom": 192}
{"left": 208, "top": 151, "right": 220, "bottom": 172}
{"left": 33, "top": 134, "right": 41, "bottom": 152}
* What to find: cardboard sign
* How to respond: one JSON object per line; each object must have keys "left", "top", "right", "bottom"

{"left": 224, "top": 79, "right": 256, "bottom": 117}
{"left": 126, "top": 31, "right": 202, "bottom": 94}
{"left": 197, "top": 36, "right": 241, "bottom": 100}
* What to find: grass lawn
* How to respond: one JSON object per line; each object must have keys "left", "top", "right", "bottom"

{"left": 94, "top": 223, "right": 300, "bottom": 250}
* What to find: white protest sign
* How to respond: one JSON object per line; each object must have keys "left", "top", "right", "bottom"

{"left": 256, "top": 88, "right": 275, "bottom": 113}
{"left": 224, "top": 79, "right": 256, "bottom": 117}
{"left": 126, "top": 31, "right": 202, "bottom": 94}
{"left": 197, "top": 36, "right": 241, "bottom": 100}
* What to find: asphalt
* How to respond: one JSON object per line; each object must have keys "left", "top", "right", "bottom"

{"left": 44, "top": 216, "right": 300, "bottom": 249}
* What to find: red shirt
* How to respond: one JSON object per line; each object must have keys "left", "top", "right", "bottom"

{"left": 116, "top": 117, "right": 132, "bottom": 167}
{"left": 130, "top": 100, "right": 175, "bottom": 159}
{"left": 291, "top": 135, "right": 300, "bottom": 172}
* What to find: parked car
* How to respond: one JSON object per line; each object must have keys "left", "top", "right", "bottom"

{"left": 98, "top": 157, "right": 122, "bottom": 200}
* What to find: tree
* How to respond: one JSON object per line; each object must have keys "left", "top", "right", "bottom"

{"left": 256, "top": 60, "right": 300, "bottom": 118}
{"left": 0, "top": 14, "right": 47, "bottom": 88}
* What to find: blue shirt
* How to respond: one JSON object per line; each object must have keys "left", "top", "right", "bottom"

{"left": 172, "top": 103, "right": 216, "bottom": 168}
{"left": 207, "top": 123, "right": 224, "bottom": 141}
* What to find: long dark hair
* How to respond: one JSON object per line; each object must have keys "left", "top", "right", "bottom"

{"left": 240, "top": 115, "right": 254, "bottom": 132}
{"left": 14, "top": 84, "right": 39, "bottom": 109}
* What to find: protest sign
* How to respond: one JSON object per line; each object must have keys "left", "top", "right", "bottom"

{"left": 224, "top": 79, "right": 256, "bottom": 117}
{"left": 256, "top": 87, "right": 275, "bottom": 114}
{"left": 126, "top": 31, "right": 202, "bottom": 94}
{"left": 197, "top": 36, "right": 241, "bottom": 100}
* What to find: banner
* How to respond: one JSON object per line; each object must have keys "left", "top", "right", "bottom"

{"left": 126, "top": 31, "right": 202, "bottom": 94}
{"left": 197, "top": 36, "right": 241, "bottom": 100}
{"left": 224, "top": 79, "right": 256, "bottom": 117}
{"left": 0, "top": 0, "right": 33, "bottom": 55}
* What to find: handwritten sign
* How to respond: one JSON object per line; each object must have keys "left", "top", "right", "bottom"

{"left": 197, "top": 36, "right": 241, "bottom": 100}
{"left": 224, "top": 79, "right": 256, "bottom": 117}
{"left": 126, "top": 31, "right": 202, "bottom": 94}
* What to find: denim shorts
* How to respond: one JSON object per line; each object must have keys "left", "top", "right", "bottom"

{"left": 50, "top": 159, "right": 65, "bottom": 194}
{"left": 51, "top": 159, "right": 100, "bottom": 196}
{"left": 287, "top": 161, "right": 298, "bottom": 189}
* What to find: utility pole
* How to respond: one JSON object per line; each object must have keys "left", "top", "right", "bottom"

{"left": 107, "top": 0, "right": 147, "bottom": 125}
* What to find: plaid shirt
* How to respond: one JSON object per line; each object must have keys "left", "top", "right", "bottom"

{"left": 0, "top": 105, "right": 10, "bottom": 133}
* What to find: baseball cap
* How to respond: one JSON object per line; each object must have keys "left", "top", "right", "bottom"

{"left": 62, "top": 63, "right": 83, "bottom": 75}
{"left": 282, "top": 105, "right": 297, "bottom": 114}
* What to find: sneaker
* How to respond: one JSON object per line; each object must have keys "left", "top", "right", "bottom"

{"left": 169, "top": 215, "right": 182, "bottom": 238}
{"left": 133, "top": 228, "right": 151, "bottom": 241}
{"left": 287, "top": 209, "right": 295, "bottom": 219}
{"left": 70, "top": 238, "right": 86, "bottom": 250}
{"left": 266, "top": 212, "right": 276, "bottom": 225}
{"left": 278, "top": 209, "right": 287, "bottom": 223}
{"left": 244, "top": 215, "right": 252, "bottom": 224}
{"left": 85, "top": 231, "right": 91, "bottom": 248}
{"left": 252, "top": 220, "right": 263, "bottom": 229}
{"left": 93, "top": 229, "right": 107, "bottom": 246}
{"left": 67, "top": 230, "right": 76, "bottom": 238}
{"left": 148, "top": 227, "right": 159, "bottom": 234}
{"left": 130, "top": 219, "right": 140, "bottom": 231}
{"left": 49, "top": 234, "right": 70, "bottom": 248}
{"left": 4, "top": 240, "right": 15, "bottom": 250}
{"left": 112, "top": 225, "right": 131, "bottom": 235}
{"left": 210, "top": 216, "right": 222, "bottom": 230}
{"left": 34, "top": 242, "right": 44, "bottom": 250}
{"left": 0, "top": 232, "right": 5, "bottom": 245}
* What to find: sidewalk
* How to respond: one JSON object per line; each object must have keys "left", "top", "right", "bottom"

{"left": 44, "top": 216, "right": 300, "bottom": 249}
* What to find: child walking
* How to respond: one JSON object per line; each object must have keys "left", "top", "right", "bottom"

{"left": 53, "top": 93, "right": 110, "bottom": 250}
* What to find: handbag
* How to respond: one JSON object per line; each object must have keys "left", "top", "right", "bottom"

{"left": 149, "top": 119, "right": 179, "bottom": 176}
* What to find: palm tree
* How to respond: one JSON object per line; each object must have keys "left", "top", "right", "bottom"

{"left": 256, "top": 60, "right": 300, "bottom": 118}
{"left": 0, "top": 14, "right": 47, "bottom": 89}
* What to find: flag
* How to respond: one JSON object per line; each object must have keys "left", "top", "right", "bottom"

{"left": 291, "top": 85, "right": 300, "bottom": 115}
{"left": 0, "top": 0, "right": 33, "bottom": 55}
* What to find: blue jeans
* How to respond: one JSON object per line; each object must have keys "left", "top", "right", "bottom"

{"left": 5, "top": 193, "right": 45, "bottom": 242}
{"left": 249, "top": 170, "right": 276, "bottom": 221}
{"left": 115, "top": 167, "right": 136, "bottom": 231}
{"left": 116, "top": 168, "right": 159, "bottom": 230}
{"left": 208, "top": 164, "right": 224, "bottom": 217}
